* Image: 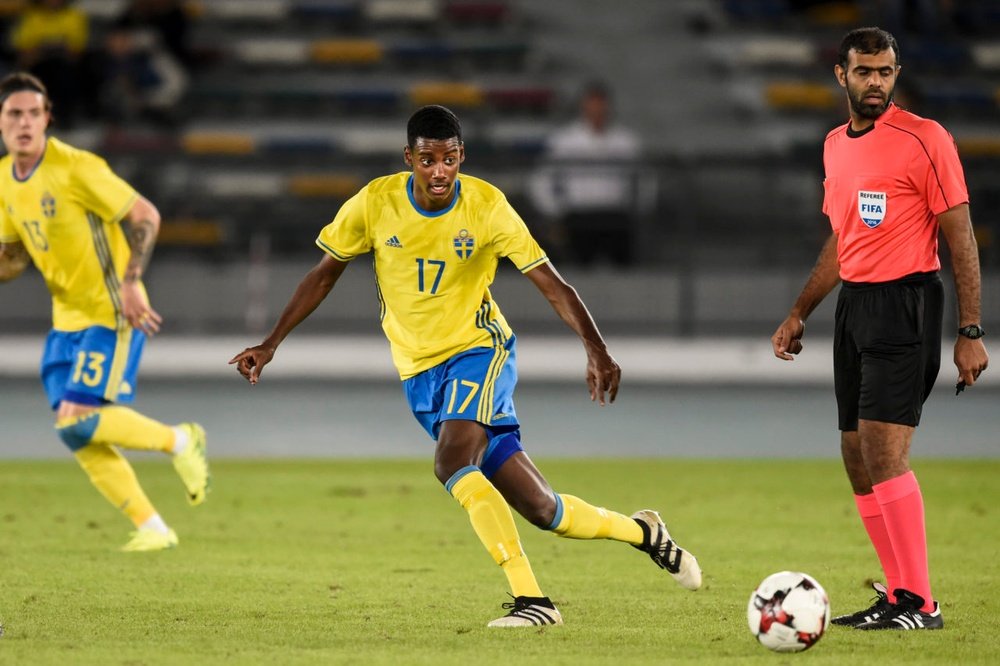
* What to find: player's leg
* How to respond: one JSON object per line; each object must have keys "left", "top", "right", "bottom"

{"left": 49, "top": 326, "right": 210, "bottom": 505}
{"left": 436, "top": 420, "right": 561, "bottom": 627}
{"left": 73, "top": 441, "right": 177, "bottom": 551}
{"left": 42, "top": 332, "right": 175, "bottom": 550}
{"left": 408, "top": 342, "right": 558, "bottom": 626}
{"left": 488, "top": 445, "right": 701, "bottom": 590}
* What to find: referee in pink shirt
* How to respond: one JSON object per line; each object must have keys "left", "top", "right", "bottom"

{"left": 771, "top": 27, "right": 989, "bottom": 631}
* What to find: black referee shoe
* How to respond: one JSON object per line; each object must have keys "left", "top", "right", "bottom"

{"left": 855, "top": 588, "right": 943, "bottom": 630}
{"left": 831, "top": 581, "right": 892, "bottom": 627}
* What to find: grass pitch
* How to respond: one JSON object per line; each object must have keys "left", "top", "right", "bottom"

{"left": 0, "top": 458, "right": 997, "bottom": 665}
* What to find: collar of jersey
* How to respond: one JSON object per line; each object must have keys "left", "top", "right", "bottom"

{"left": 846, "top": 103, "right": 899, "bottom": 139}
{"left": 12, "top": 139, "right": 47, "bottom": 183}
{"left": 407, "top": 174, "right": 461, "bottom": 218}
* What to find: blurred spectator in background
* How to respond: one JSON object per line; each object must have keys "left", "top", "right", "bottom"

{"left": 9, "top": 0, "right": 89, "bottom": 127}
{"left": 529, "top": 81, "right": 654, "bottom": 268}
{"left": 101, "top": 24, "right": 188, "bottom": 127}
{"left": 115, "top": 0, "right": 193, "bottom": 68}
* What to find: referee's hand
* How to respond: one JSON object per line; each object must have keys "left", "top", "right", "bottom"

{"left": 771, "top": 316, "right": 805, "bottom": 360}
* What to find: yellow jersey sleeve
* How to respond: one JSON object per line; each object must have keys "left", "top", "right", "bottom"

{"left": 489, "top": 195, "right": 548, "bottom": 272}
{"left": 315, "top": 188, "right": 372, "bottom": 260}
{"left": 69, "top": 151, "right": 137, "bottom": 225}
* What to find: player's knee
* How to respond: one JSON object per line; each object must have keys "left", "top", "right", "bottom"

{"left": 55, "top": 412, "right": 101, "bottom": 451}
{"left": 433, "top": 457, "right": 457, "bottom": 485}
{"left": 521, "top": 493, "right": 558, "bottom": 529}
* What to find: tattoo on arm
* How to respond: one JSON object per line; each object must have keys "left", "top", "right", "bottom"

{"left": 122, "top": 218, "right": 157, "bottom": 283}
{"left": 0, "top": 242, "right": 30, "bottom": 281}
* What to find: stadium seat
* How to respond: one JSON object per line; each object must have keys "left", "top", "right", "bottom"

{"left": 288, "top": 174, "right": 363, "bottom": 198}
{"left": 198, "top": 0, "right": 289, "bottom": 21}
{"left": 157, "top": 218, "right": 226, "bottom": 247}
{"left": 765, "top": 82, "right": 837, "bottom": 110}
{"left": 486, "top": 87, "right": 554, "bottom": 113}
{"left": 182, "top": 132, "right": 256, "bottom": 155}
{"left": 363, "top": 0, "right": 440, "bottom": 24}
{"left": 444, "top": 1, "right": 510, "bottom": 25}
{"left": 409, "top": 82, "right": 484, "bottom": 108}
{"left": 289, "top": 0, "right": 360, "bottom": 23}
{"left": 922, "top": 84, "right": 995, "bottom": 112}
{"left": 957, "top": 137, "right": 1000, "bottom": 157}
{"left": 740, "top": 38, "right": 816, "bottom": 67}
{"left": 232, "top": 38, "right": 309, "bottom": 66}
{"left": 259, "top": 136, "right": 340, "bottom": 155}
{"left": 310, "top": 39, "right": 384, "bottom": 65}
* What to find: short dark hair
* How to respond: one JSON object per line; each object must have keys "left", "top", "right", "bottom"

{"left": 838, "top": 27, "right": 900, "bottom": 69}
{"left": 581, "top": 80, "right": 610, "bottom": 100}
{"left": 406, "top": 105, "right": 462, "bottom": 147}
{"left": 0, "top": 71, "right": 51, "bottom": 112}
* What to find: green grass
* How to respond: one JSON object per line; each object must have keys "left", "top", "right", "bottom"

{"left": 0, "top": 458, "right": 997, "bottom": 665}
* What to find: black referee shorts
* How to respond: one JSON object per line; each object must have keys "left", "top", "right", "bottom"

{"left": 833, "top": 271, "right": 943, "bottom": 431}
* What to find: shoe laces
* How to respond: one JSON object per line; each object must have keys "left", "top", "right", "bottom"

{"left": 500, "top": 595, "right": 550, "bottom": 615}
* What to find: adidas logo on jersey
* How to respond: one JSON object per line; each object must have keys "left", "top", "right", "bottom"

{"left": 385, "top": 235, "right": 403, "bottom": 248}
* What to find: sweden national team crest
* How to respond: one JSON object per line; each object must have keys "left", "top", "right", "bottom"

{"left": 454, "top": 229, "right": 475, "bottom": 260}
{"left": 41, "top": 191, "right": 56, "bottom": 218}
{"left": 858, "top": 190, "right": 886, "bottom": 228}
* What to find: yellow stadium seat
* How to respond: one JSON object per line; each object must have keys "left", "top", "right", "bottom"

{"left": 182, "top": 133, "right": 256, "bottom": 155}
{"left": 765, "top": 82, "right": 837, "bottom": 110}
{"left": 288, "top": 174, "right": 363, "bottom": 198}
{"left": 956, "top": 137, "right": 1000, "bottom": 157}
{"left": 310, "top": 39, "right": 384, "bottom": 65}
{"left": 157, "top": 218, "right": 225, "bottom": 246}
{"left": 409, "top": 82, "right": 484, "bottom": 108}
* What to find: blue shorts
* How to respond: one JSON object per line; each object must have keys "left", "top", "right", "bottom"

{"left": 403, "top": 336, "right": 520, "bottom": 440}
{"left": 40, "top": 326, "right": 146, "bottom": 409}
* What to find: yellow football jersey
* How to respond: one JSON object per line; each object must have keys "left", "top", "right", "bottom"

{"left": 317, "top": 172, "right": 548, "bottom": 379}
{"left": 0, "top": 137, "right": 139, "bottom": 331}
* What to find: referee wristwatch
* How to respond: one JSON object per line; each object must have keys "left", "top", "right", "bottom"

{"left": 958, "top": 324, "right": 986, "bottom": 339}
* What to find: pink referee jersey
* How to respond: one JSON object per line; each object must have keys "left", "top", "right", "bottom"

{"left": 822, "top": 103, "right": 969, "bottom": 283}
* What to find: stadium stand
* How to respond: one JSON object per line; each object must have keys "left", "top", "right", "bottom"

{"left": 1, "top": 0, "right": 997, "bottom": 336}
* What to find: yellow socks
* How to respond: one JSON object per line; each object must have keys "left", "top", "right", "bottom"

{"left": 550, "top": 494, "right": 644, "bottom": 545}
{"left": 91, "top": 406, "right": 176, "bottom": 452}
{"left": 448, "top": 466, "right": 543, "bottom": 598}
{"left": 57, "top": 405, "right": 175, "bottom": 453}
{"left": 74, "top": 443, "right": 156, "bottom": 527}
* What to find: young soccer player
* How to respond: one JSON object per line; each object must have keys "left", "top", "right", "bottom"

{"left": 771, "top": 28, "right": 989, "bottom": 630}
{"left": 0, "top": 72, "right": 210, "bottom": 552}
{"left": 231, "top": 104, "right": 702, "bottom": 627}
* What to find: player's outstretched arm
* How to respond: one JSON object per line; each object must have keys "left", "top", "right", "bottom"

{"left": 523, "top": 261, "right": 621, "bottom": 405}
{"left": 230, "top": 254, "right": 349, "bottom": 384}
{"left": 120, "top": 196, "right": 163, "bottom": 335}
{"left": 771, "top": 232, "right": 841, "bottom": 360}
{"left": 938, "top": 203, "right": 989, "bottom": 387}
{"left": 0, "top": 240, "right": 29, "bottom": 281}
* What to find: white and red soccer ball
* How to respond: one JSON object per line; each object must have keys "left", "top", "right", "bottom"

{"left": 747, "top": 571, "right": 830, "bottom": 652}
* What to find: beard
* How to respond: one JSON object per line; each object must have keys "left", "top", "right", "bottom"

{"left": 848, "top": 85, "right": 894, "bottom": 119}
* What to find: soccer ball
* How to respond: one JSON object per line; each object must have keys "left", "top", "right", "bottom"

{"left": 747, "top": 571, "right": 830, "bottom": 653}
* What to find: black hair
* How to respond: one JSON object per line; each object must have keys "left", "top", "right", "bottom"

{"left": 406, "top": 105, "right": 462, "bottom": 147}
{"left": 0, "top": 71, "right": 51, "bottom": 112}
{"left": 581, "top": 80, "right": 610, "bottom": 100}
{"left": 838, "top": 27, "right": 900, "bottom": 69}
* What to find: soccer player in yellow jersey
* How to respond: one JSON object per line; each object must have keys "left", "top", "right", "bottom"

{"left": 0, "top": 72, "right": 209, "bottom": 552}
{"left": 231, "top": 105, "right": 702, "bottom": 626}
